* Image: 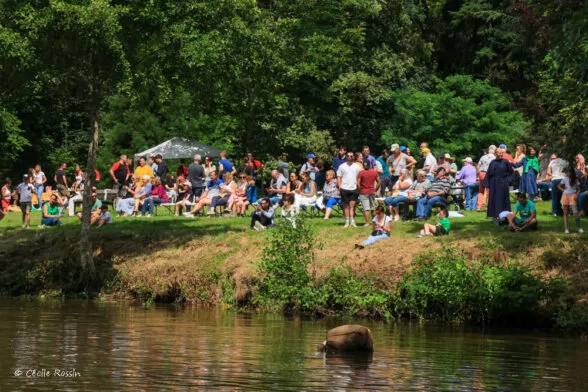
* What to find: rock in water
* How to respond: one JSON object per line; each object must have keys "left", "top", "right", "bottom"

{"left": 324, "top": 325, "right": 374, "bottom": 352}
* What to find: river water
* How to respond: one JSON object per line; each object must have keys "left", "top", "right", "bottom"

{"left": 1, "top": 299, "right": 587, "bottom": 391}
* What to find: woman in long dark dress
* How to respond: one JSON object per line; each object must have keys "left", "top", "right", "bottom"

{"left": 485, "top": 148, "right": 513, "bottom": 218}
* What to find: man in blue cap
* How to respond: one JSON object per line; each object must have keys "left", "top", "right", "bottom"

{"left": 300, "top": 153, "right": 320, "bottom": 182}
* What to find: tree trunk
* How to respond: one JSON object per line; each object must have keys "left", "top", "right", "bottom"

{"left": 79, "top": 113, "right": 99, "bottom": 292}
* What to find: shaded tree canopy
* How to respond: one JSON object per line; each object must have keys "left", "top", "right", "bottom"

{"left": 0, "top": 0, "right": 586, "bottom": 180}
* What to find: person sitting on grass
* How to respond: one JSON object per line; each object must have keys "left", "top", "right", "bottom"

{"left": 40, "top": 193, "right": 64, "bottom": 228}
{"left": 96, "top": 205, "right": 112, "bottom": 227}
{"left": 77, "top": 192, "right": 102, "bottom": 224}
{"left": 506, "top": 192, "right": 538, "bottom": 232}
{"left": 250, "top": 198, "right": 275, "bottom": 230}
{"left": 280, "top": 194, "right": 297, "bottom": 228}
{"left": 321, "top": 170, "right": 341, "bottom": 220}
{"left": 184, "top": 170, "right": 224, "bottom": 217}
{"left": 355, "top": 205, "right": 392, "bottom": 249}
{"left": 416, "top": 205, "right": 450, "bottom": 238}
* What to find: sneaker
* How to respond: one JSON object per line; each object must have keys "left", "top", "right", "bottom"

{"left": 344, "top": 221, "right": 350, "bottom": 228}
{"left": 578, "top": 228, "right": 584, "bottom": 233}
{"left": 354, "top": 243, "right": 365, "bottom": 249}
{"left": 206, "top": 210, "right": 215, "bottom": 216}
{"left": 39, "top": 224, "right": 45, "bottom": 229}
{"left": 224, "top": 208, "right": 232, "bottom": 214}
{"left": 254, "top": 221, "right": 265, "bottom": 231}
{"left": 553, "top": 213, "right": 558, "bottom": 217}
{"left": 564, "top": 229, "right": 569, "bottom": 234}
{"left": 251, "top": 226, "right": 259, "bottom": 231}
{"left": 416, "top": 234, "right": 424, "bottom": 238}
{"left": 147, "top": 214, "right": 152, "bottom": 218}
{"left": 363, "top": 223, "right": 370, "bottom": 227}
{"left": 394, "top": 215, "right": 400, "bottom": 222}
{"left": 350, "top": 221, "right": 357, "bottom": 228}
{"left": 22, "top": 224, "right": 26, "bottom": 229}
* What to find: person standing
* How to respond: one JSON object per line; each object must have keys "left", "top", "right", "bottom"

{"left": 357, "top": 160, "right": 380, "bottom": 226}
{"left": 476, "top": 145, "right": 496, "bottom": 211}
{"left": 277, "top": 153, "right": 290, "bottom": 179}
{"left": 421, "top": 147, "right": 437, "bottom": 182}
{"left": 376, "top": 149, "right": 390, "bottom": 195}
{"left": 110, "top": 154, "right": 131, "bottom": 196}
{"left": 337, "top": 151, "right": 362, "bottom": 228}
{"left": 546, "top": 154, "right": 568, "bottom": 216}
{"left": 300, "top": 154, "right": 319, "bottom": 182}
{"left": 332, "top": 147, "right": 347, "bottom": 173}
{"left": 54, "top": 163, "right": 69, "bottom": 198}
{"left": 361, "top": 146, "right": 377, "bottom": 169}
{"left": 485, "top": 148, "right": 514, "bottom": 219}
{"left": 188, "top": 154, "right": 206, "bottom": 200}
{"left": 558, "top": 167, "right": 583, "bottom": 234}
{"left": 134, "top": 156, "right": 154, "bottom": 185}
{"left": 16, "top": 174, "right": 35, "bottom": 228}
{"left": 218, "top": 150, "right": 235, "bottom": 176}
{"left": 456, "top": 157, "right": 479, "bottom": 211}
{"left": 33, "top": 165, "right": 47, "bottom": 209}
{"left": 155, "top": 154, "right": 167, "bottom": 179}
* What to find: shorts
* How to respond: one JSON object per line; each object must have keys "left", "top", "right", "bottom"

{"left": 56, "top": 184, "right": 69, "bottom": 197}
{"left": 340, "top": 189, "right": 359, "bottom": 204}
{"left": 561, "top": 194, "right": 577, "bottom": 206}
{"left": 358, "top": 194, "right": 375, "bottom": 212}
{"left": 20, "top": 202, "right": 31, "bottom": 213}
{"left": 433, "top": 226, "right": 448, "bottom": 236}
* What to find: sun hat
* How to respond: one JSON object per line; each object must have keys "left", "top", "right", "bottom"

{"left": 464, "top": 157, "right": 473, "bottom": 163}
{"left": 390, "top": 143, "right": 400, "bottom": 152}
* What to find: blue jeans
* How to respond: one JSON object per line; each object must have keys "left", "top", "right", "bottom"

{"left": 537, "top": 181, "right": 552, "bottom": 201}
{"left": 551, "top": 179, "right": 563, "bottom": 215}
{"left": 426, "top": 175, "right": 434, "bottom": 182}
{"left": 578, "top": 191, "right": 588, "bottom": 213}
{"left": 41, "top": 217, "right": 61, "bottom": 226}
{"left": 141, "top": 197, "right": 163, "bottom": 215}
{"left": 416, "top": 196, "right": 446, "bottom": 217}
{"left": 464, "top": 183, "right": 479, "bottom": 210}
{"left": 35, "top": 185, "right": 44, "bottom": 208}
{"left": 269, "top": 196, "right": 281, "bottom": 205}
{"left": 361, "top": 233, "right": 389, "bottom": 246}
{"left": 325, "top": 197, "right": 341, "bottom": 209}
{"left": 384, "top": 195, "right": 408, "bottom": 207}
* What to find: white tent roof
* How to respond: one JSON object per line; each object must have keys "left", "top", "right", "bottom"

{"left": 134, "top": 137, "right": 221, "bottom": 160}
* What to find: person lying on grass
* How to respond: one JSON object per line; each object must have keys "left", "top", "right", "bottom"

{"left": 355, "top": 205, "right": 392, "bottom": 249}
{"left": 506, "top": 192, "right": 538, "bottom": 232}
{"left": 416, "top": 205, "right": 450, "bottom": 238}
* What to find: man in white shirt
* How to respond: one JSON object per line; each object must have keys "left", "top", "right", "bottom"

{"left": 546, "top": 154, "right": 568, "bottom": 216}
{"left": 421, "top": 148, "right": 437, "bottom": 181}
{"left": 337, "top": 152, "right": 362, "bottom": 228}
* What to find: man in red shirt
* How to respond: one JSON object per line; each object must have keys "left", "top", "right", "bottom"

{"left": 357, "top": 160, "right": 380, "bottom": 226}
{"left": 110, "top": 154, "right": 130, "bottom": 195}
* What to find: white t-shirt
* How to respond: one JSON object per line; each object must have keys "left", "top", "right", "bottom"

{"left": 397, "top": 178, "right": 413, "bottom": 197}
{"left": 549, "top": 158, "right": 568, "bottom": 180}
{"left": 337, "top": 162, "right": 361, "bottom": 191}
{"left": 372, "top": 214, "right": 392, "bottom": 231}
{"left": 34, "top": 171, "right": 45, "bottom": 185}
{"left": 423, "top": 154, "right": 437, "bottom": 175}
{"left": 560, "top": 177, "right": 578, "bottom": 195}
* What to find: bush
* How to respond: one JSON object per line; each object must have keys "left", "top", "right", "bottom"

{"left": 396, "top": 247, "right": 563, "bottom": 326}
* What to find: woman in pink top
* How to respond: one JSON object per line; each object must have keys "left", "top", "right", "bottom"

{"left": 141, "top": 178, "right": 168, "bottom": 217}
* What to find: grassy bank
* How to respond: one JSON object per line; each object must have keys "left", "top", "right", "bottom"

{"left": 1, "top": 202, "right": 586, "bottom": 330}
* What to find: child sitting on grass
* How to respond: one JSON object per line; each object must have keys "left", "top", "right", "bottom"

{"left": 417, "top": 206, "right": 450, "bottom": 238}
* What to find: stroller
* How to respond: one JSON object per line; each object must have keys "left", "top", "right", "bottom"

{"left": 447, "top": 184, "right": 466, "bottom": 211}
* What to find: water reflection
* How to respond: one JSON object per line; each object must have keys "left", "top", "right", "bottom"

{"left": 0, "top": 299, "right": 587, "bottom": 391}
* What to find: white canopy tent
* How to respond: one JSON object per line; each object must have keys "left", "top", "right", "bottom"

{"left": 134, "top": 137, "right": 221, "bottom": 161}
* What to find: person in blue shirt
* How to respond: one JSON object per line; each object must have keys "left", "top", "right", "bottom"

{"left": 332, "top": 147, "right": 347, "bottom": 173}
{"left": 506, "top": 192, "right": 538, "bottom": 232}
{"left": 217, "top": 150, "right": 235, "bottom": 176}
{"left": 185, "top": 171, "right": 224, "bottom": 217}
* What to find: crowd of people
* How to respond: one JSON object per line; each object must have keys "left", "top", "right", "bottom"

{"left": 1, "top": 143, "right": 586, "bottom": 242}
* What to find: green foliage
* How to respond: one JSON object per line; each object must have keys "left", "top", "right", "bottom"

{"left": 396, "top": 247, "right": 564, "bottom": 326}
{"left": 383, "top": 75, "right": 529, "bottom": 159}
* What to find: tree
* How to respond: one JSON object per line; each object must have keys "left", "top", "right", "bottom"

{"left": 382, "top": 75, "right": 529, "bottom": 160}
{"left": 32, "top": 0, "right": 128, "bottom": 290}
